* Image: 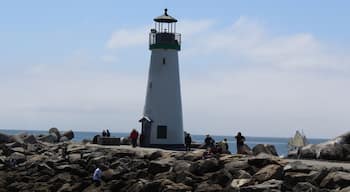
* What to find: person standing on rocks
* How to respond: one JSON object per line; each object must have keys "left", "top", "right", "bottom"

{"left": 102, "top": 130, "right": 107, "bottom": 137}
{"left": 185, "top": 133, "right": 192, "bottom": 151}
{"left": 235, "top": 132, "right": 245, "bottom": 154}
{"left": 129, "top": 129, "right": 139, "bottom": 148}
{"left": 106, "top": 129, "right": 111, "bottom": 137}
{"left": 92, "top": 167, "right": 102, "bottom": 186}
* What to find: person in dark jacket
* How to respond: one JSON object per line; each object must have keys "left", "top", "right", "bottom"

{"left": 235, "top": 132, "right": 246, "bottom": 154}
{"left": 185, "top": 133, "right": 192, "bottom": 151}
{"left": 106, "top": 129, "right": 111, "bottom": 137}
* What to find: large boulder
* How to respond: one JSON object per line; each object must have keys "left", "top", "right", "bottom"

{"left": 49, "top": 127, "right": 61, "bottom": 141}
{"left": 320, "top": 171, "right": 350, "bottom": 189}
{"left": 62, "top": 130, "right": 74, "bottom": 140}
{"left": 38, "top": 134, "right": 57, "bottom": 143}
{"left": 189, "top": 158, "right": 222, "bottom": 175}
{"left": 209, "top": 169, "right": 232, "bottom": 187}
{"left": 0, "top": 132, "right": 12, "bottom": 144}
{"left": 23, "top": 134, "right": 37, "bottom": 144}
{"left": 252, "top": 144, "right": 278, "bottom": 156}
{"left": 247, "top": 153, "right": 281, "bottom": 168}
{"left": 299, "top": 144, "right": 317, "bottom": 159}
{"left": 317, "top": 143, "right": 344, "bottom": 160}
{"left": 148, "top": 160, "right": 171, "bottom": 175}
{"left": 252, "top": 164, "right": 283, "bottom": 183}
{"left": 238, "top": 144, "right": 253, "bottom": 155}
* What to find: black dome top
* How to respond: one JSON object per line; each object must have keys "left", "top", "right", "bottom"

{"left": 154, "top": 9, "right": 177, "bottom": 23}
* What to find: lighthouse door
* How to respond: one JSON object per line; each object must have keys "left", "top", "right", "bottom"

{"left": 140, "top": 118, "right": 151, "bottom": 147}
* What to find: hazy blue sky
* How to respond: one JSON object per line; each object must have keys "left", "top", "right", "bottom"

{"left": 1, "top": 1, "right": 350, "bottom": 138}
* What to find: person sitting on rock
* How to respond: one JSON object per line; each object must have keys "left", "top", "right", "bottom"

{"left": 235, "top": 132, "right": 246, "bottom": 154}
{"left": 92, "top": 167, "right": 102, "bottom": 186}
{"left": 185, "top": 133, "right": 192, "bottom": 151}
{"left": 204, "top": 134, "right": 214, "bottom": 148}
{"left": 219, "top": 138, "right": 230, "bottom": 154}
{"left": 106, "top": 129, "right": 111, "bottom": 137}
{"left": 102, "top": 130, "right": 107, "bottom": 137}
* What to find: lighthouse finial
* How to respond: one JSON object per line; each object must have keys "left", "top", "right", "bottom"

{"left": 164, "top": 8, "right": 168, "bottom": 16}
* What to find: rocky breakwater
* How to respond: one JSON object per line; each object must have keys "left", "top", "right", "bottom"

{"left": 292, "top": 131, "right": 350, "bottom": 161}
{"left": 0, "top": 138, "right": 350, "bottom": 192}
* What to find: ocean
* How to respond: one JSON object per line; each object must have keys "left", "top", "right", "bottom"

{"left": 0, "top": 129, "right": 328, "bottom": 157}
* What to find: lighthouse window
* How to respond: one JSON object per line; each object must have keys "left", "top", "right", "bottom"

{"left": 162, "top": 58, "right": 166, "bottom": 64}
{"left": 157, "top": 125, "right": 167, "bottom": 139}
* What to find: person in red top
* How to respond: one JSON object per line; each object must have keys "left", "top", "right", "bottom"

{"left": 129, "top": 129, "right": 139, "bottom": 148}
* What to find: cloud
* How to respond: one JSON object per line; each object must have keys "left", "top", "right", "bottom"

{"left": 184, "top": 16, "right": 350, "bottom": 72}
{"left": 106, "top": 28, "right": 147, "bottom": 49}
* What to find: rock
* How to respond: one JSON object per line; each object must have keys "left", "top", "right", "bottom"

{"left": 284, "top": 172, "right": 313, "bottom": 190}
{"left": 38, "top": 163, "right": 55, "bottom": 176}
{"left": 148, "top": 160, "right": 171, "bottom": 175}
{"left": 209, "top": 169, "right": 232, "bottom": 187}
{"left": 343, "top": 144, "right": 350, "bottom": 160}
{"left": 283, "top": 161, "right": 313, "bottom": 174}
{"left": 195, "top": 182, "right": 223, "bottom": 192}
{"left": 252, "top": 144, "right": 278, "bottom": 156}
{"left": 12, "top": 147, "right": 25, "bottom": 153}
{"left": 8, "top": 152, "right": 26, "bottom": 163}
{"left": 55, "top": 164, "right": 88, "bottom": 177}
{"left": 59, "top": 136, "right": 69, "bottom": 142}
{"left": 49, "top": 127, "right": 61, "bottom": 141}
{"left": 0, "top": 132, "right": 12, "bottom": 144}
{"left": 292, "top": 182, "right": 318, "bottom": 192}
{"left": 248, "top": 153, "right": 281, "bottom": 168}
{"left": 173, "top": 160, "right": 191, "bottom": 174}
{"left": 144, "top": 179, "right": 192, "bottom": 192}
{"left": 102, "top": 168, "right": 116, "bottom": 181}
{"left": 230, "top": 179, "right": 251, "bottom": 189}
{"left": 252, "top": 164, "right": 283, "bottom": 183}
{"left": 318, "top": 143, "right": 344, "bottom": 160}
{"left": 326, "top": 131, "right": 350, "bottom": 145}
{"left": 23, "top": 134, "right": 37, "bottom": 144}
{"left": 148, "top": 150, "right": 164, "bottom": 160}
{"left": 230, "top": 169, "right": 252, "bottom": 179}
{"left": 120, "top": 137, "right": 131, "bottom": 145}
{"left": 38, "top": 134, "right": 58, "bottom": 143}
{"left": 239, "top": 144, "right": 253, "bottom": 155}
{"left": 189, "top": 158, "right": 222, "bottom": 175}
{"left": 224, "top": 159, "right": 250, "bottom": 173}
{"left": 340, "top": 186, "right": 350, "bottom": 192}
{"left": 308, "top": 168, "right": 329, "bottom": 186}
{"left": 240, "top": 179, "right": 283, "bottom": 192}
{"left": 62, "top": 130, "right": 74, "bottom": 140}
{"left": 182, "top": 151, "right": 203, "bottom": 161}
{"left": 300, "top": 144, "right": 317, "bottom": 159}
{"left": 320, "top": 171, "right": 350, "bottom": 189}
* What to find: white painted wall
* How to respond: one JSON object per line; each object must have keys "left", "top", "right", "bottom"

{"left": 143, "top": 49, "right": 184, "bottom": 145}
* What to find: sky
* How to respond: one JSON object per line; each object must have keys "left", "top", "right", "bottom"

{"left": 1, "top": 1, "right": 350, "bottom": 138}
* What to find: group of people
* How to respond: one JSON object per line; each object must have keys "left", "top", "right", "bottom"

{"left": 101, "top": 129, "right": 111, "bottom": 137}
{"left": 184, "top": 131, "right": 247, "bottom": 157}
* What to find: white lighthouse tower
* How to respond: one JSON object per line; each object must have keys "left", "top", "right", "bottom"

{"left": 139, "top": 9, "right": 184, "bottom": 148}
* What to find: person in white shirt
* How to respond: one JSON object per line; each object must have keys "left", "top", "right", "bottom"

{"left": 92, "top": 167, "right": 102, "bottom": 186}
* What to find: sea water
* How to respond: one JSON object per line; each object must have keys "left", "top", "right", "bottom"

{"left": 0, "top": 129, "right": 328, "bottom": 157}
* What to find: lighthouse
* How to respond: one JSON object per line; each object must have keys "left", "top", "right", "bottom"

{"left": 139, "top": 9, "right": 184, "bottom": 147}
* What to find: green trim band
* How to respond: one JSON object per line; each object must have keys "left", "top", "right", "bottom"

{"left": 149, "top": 43, "right": 181, "bottom": 50}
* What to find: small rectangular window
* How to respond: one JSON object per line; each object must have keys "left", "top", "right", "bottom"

{"left": 162, "top": 58, "right": 166, "bottom": 64}
{"left": 157, "top": 125, "right": 167, "bottom": 139}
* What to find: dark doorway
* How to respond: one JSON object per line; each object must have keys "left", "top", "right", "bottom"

{"left": 139, "top": 117, "right": 152, "bottom": 147}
